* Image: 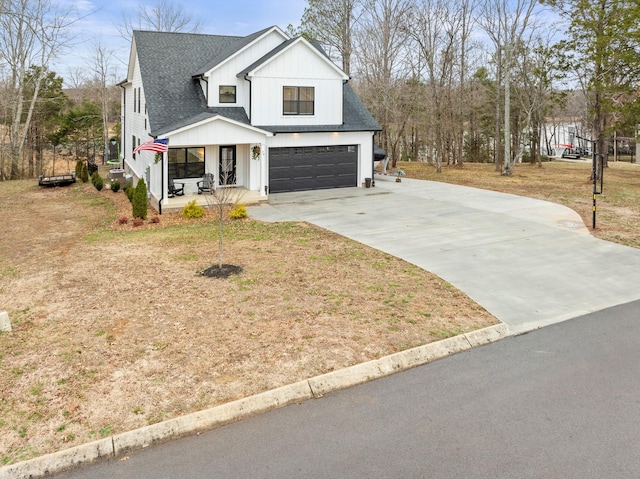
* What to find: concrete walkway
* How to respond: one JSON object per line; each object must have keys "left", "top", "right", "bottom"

{"left": 248, "top": 176, "right": 640, "bottom": 333}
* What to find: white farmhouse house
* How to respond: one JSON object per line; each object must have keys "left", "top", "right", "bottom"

{"left": 119, "top": 26, "right": 381, "bottom": 213}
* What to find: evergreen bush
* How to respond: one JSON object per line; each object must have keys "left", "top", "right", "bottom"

{"left": 124, "top": 184, "right": 134, "bottom": 203}
{"left": 75, "top": 160, "right": 83, "bottom": 178}
{"left": 80, "top": 163, "right": 89, "bottom": 182}
{"left": 110, "top": 179, "right": 121, "bottom": 192}
{"left": 181, "top": 200, "right": 205, "bottom": 219}
{"left": 132, "top": 179, "right": 148, "bottom": 219}
{"left": 91, "top": 171, "right": 104, "bottom": 191}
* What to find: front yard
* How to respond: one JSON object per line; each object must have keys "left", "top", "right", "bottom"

{"left": 0, "top": 179, "right": 496, "bottom": 465}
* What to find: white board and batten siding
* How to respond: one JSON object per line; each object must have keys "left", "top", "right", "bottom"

{"left": 250, "top": 41, "right": 346, "bottom": 127}
{"left": 167, "top": 118, "right": 267, "bottom": 147}
{"left": 124, "top": 55, "right": 160, "bottom": 197}
{"left": 205, "top": 29, "right": 287, "bottom": 110}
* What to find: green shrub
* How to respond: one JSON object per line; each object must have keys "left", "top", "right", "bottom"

{"left": 124, "top": 184, "right": 134, "bottom": 203}
{"left": 81, "top": 163, "right": 89, "bottom": 182}
{"left": 229, "top": 203, "right": 248, "bottom": 219}
{"left": 181, "top": 200, "right": 205, "bottom": 219}
{"left": 91, "top": 171, "right": 104, "bottom": 191}
{"left": 132, "top": 179, "right": 148, "bottom": 219}
{"left": 110, "top": 179, "right": 121, "bottom": 192}
{"left": 75, "top": 160, "right": 83, "bottom": 178}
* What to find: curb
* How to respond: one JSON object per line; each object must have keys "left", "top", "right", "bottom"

{"left": 0, "top": 323, "right": 510, "bottom": 479}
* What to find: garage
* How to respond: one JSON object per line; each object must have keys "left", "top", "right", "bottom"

{"left": 268, "top": 145, "right": 358, "bottom": 193}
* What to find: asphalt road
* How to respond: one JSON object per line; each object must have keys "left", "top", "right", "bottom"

{"left": 53, "top": 299, "right": 640, "bottom": 479}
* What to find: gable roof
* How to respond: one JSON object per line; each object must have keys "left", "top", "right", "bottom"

{"left": 238, "top": 36, "right": 349, "bottom": 81}
{"left": 193, "top": 26, "right": 285, "bottom": 77}
{"left": 131, "top": 28, "right": 380, "bottom": 137}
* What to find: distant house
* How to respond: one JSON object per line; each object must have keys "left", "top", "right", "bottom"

{"left": 119, "top": 26, "right": 381, "bottom": 212}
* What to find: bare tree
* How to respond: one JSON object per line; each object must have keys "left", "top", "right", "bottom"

{"left": 0, "top": 0, "right": 75, "bottom": 179}
{"left": 408, "top": 0, "right": 475, "bottom": 172}
{"left": 202, "top": 166, "right": 246, "bottom": 273}
{"left": 119, "top": 0, "right": 202, "bottom": 41}
{"left": 479, "top": 0, "right": 537, "bottom": 176}
{"left": 355, "top": 0, "right": 413, "bottom": 165}
{"left": 90, "top": 42, "right": 119, "bottom": 164}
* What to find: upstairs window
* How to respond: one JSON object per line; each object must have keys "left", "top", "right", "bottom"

{"left": 283, "top": 86, "right": 314, "bottom": 115}
{"left": 219, "top": 85, "right": 236, "bottom": 103}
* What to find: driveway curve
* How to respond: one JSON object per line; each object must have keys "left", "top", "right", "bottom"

{"left": 248, "top": 176, "right": 640, "bottom": 332}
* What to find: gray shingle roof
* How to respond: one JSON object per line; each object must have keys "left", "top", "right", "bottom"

{"left": 132, "top": 29, "right": 380, "bottom": 137}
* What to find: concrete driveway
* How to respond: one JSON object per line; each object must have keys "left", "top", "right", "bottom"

{"left": 248, "top": 175, "right": 640, "bottom": 332}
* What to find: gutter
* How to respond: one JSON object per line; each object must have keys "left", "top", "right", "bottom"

{"left": 244, "top": 74, "right": 252, "bottom": 121}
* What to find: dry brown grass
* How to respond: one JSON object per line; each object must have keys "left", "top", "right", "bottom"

{"left": 0, "top": 178, "right": 496, "bottom": 465}
{"left": 397, "top": 159, "right": 640, "bottom": 248}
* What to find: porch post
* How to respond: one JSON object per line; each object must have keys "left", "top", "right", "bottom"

{"left": 161, "top": 151, "right": 168, "bottom": 207}
{"left": 260, "top": 142, "right": 268, "bottom": 197}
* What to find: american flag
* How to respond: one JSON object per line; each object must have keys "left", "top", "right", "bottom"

{"left": 133, "top": 138, "right": 169, "bottom": 154}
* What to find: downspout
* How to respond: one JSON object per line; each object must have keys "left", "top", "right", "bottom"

{"left": 154, "top": 135, "right": 163, "bottom": 215}
{"left": 118, "top": 82, "right": 126, "bottom": 171}
{"left": 244, "top": 74, "right": 252, "bottom": 121}
{"left": 159, "top": 155, "right": 163, "bottom": 215}
{"left": 371, "top": 134, "right": 375, "bottom": 187}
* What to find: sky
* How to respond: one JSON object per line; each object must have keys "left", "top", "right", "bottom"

{"left": 52, "top": 0, "right": 308, "bottom": 85}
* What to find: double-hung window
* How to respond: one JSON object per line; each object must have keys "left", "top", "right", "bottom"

{"left": 283, "top": 86, "right": 314, "bottom": 115}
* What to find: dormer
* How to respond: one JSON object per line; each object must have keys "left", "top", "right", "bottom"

{"left": 192, "top": 27, "right": 289, "bottom": 110}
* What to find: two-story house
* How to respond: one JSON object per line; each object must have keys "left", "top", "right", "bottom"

{"left": 119, "top": 26, "right": 381, "bottom": 213}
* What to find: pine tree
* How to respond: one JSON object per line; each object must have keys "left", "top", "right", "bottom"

{"left": 132, "top": 179, "right": 148, "bottom": 219}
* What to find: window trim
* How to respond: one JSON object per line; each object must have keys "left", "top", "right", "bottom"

{"left": 283, "top": 86, "right": 315, "bottom": 116}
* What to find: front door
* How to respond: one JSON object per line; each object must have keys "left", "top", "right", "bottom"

{"left": 219, "top": 146, "right": 236, "bottom": 186}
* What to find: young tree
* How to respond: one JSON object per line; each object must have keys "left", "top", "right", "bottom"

{"left": 203, "top": 167, "right": 246, "bottom": 272}
{"left": 132, "top": 178, "right": 148, "bottom": 219}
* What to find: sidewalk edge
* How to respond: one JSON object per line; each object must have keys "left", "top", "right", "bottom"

{"left": 0, "top": 323, "right": 510, "bottom": 479}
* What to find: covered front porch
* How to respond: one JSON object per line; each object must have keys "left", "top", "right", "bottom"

{"left": 150, "top": 186, "right": 267, "bottom": 214}
{"left": 152, "top": 115, "right": 273, "bottom": 214}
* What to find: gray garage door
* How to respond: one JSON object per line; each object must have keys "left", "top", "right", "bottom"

{"left": 269, "top": 145, "right": 358, "bottom": 193}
